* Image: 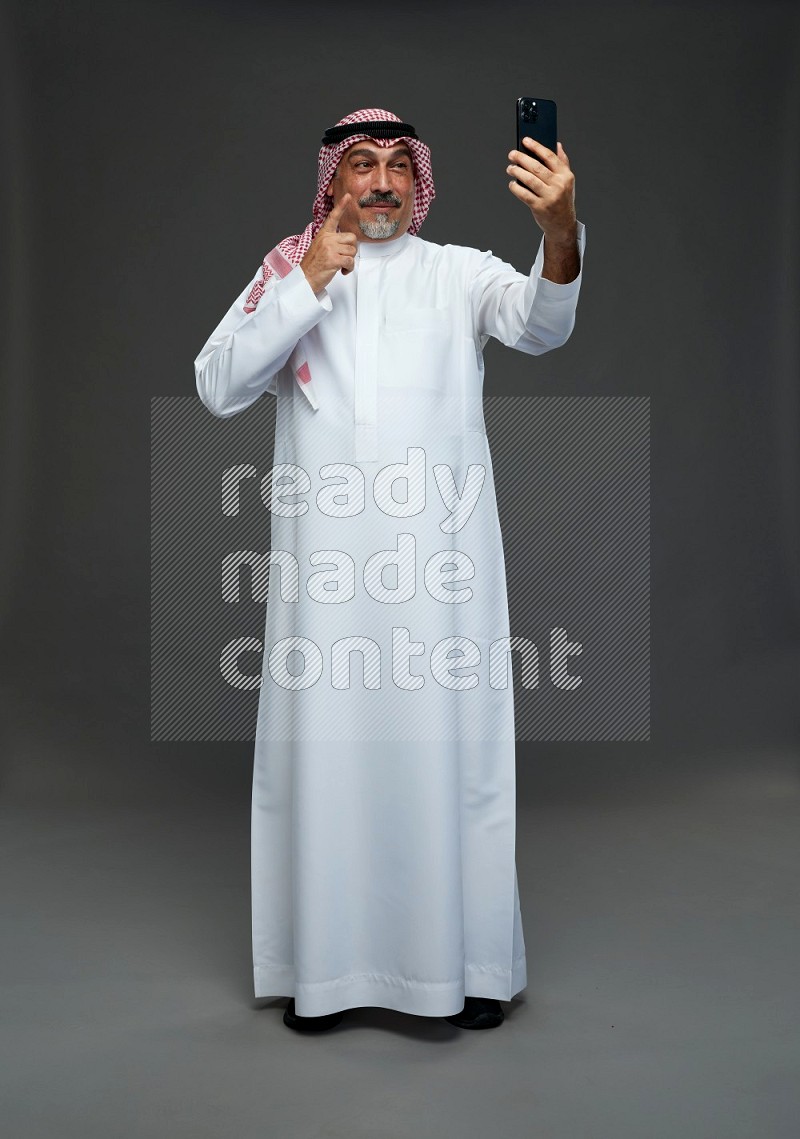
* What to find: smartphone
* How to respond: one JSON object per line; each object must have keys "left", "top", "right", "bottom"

{"left": 516, "top": 97, "right": 557, "bottom": 184}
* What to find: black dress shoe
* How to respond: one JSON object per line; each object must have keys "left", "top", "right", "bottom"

{"left": 444, "top": 996, "right": 504, "bottom": 1029}
{"left": 283, "top": 998, "right": 344, "bottom": 1032}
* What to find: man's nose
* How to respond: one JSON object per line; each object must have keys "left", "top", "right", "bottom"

{"left": 371, "top": 166, "right": 392, "bottom": 192}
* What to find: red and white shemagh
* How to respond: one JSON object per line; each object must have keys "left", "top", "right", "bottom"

{"left": 242, "top": 108, "right": 436, "bottom": 410}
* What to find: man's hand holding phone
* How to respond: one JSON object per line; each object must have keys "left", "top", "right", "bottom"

{"left": 507, "top": 134, "right": 580, "bottom": 284}
{"left": 507, "top": 137, "right": 577, "bottom": 246}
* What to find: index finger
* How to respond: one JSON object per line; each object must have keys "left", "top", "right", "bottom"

{"left": 521, "top": 136, "right": 558, "bottom": 170}
{"left": 324, "top": 193, "right": 352, "bottom": 229}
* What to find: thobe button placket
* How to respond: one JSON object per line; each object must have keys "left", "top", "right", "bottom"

{"left": 353, "top": 257, "right": 380, "bottom": 463}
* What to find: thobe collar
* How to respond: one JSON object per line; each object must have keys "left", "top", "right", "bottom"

{"left": 356, "top": 232, "right": 413, "bottom": 260}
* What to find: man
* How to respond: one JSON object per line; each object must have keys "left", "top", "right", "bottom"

{"left": 194, "top": 108, "right": 585, "bottom": 1033}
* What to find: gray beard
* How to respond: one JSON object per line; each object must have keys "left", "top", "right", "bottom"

{"left": 358, "top": 212, "right": 402, "bottom": 240}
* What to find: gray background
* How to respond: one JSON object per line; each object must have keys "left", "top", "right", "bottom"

{"left": 1, "top": 0, "right": 799, "bottom": 1136}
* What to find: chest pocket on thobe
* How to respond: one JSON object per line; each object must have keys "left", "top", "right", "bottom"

{"left": 379, "top": 307, "right": 453, "bottom": 390}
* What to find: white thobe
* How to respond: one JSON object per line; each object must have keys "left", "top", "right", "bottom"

{"left": 195, "top": 221, "right": 586, "bottom": 1017}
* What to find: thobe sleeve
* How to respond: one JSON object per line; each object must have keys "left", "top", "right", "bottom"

{"left": 194, "top": 263, "right": 332, "bottom": 418}
{"left": 469, "top": 220, "right": 586, "bottom": 355}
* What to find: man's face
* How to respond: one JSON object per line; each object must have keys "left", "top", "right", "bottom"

{"left": 325, "top": 141, "right": 415, "bottom": 242}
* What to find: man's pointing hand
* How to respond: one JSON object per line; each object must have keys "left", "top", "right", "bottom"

{"left": 300, "top": 194, "right": 358, "bottom": 294}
